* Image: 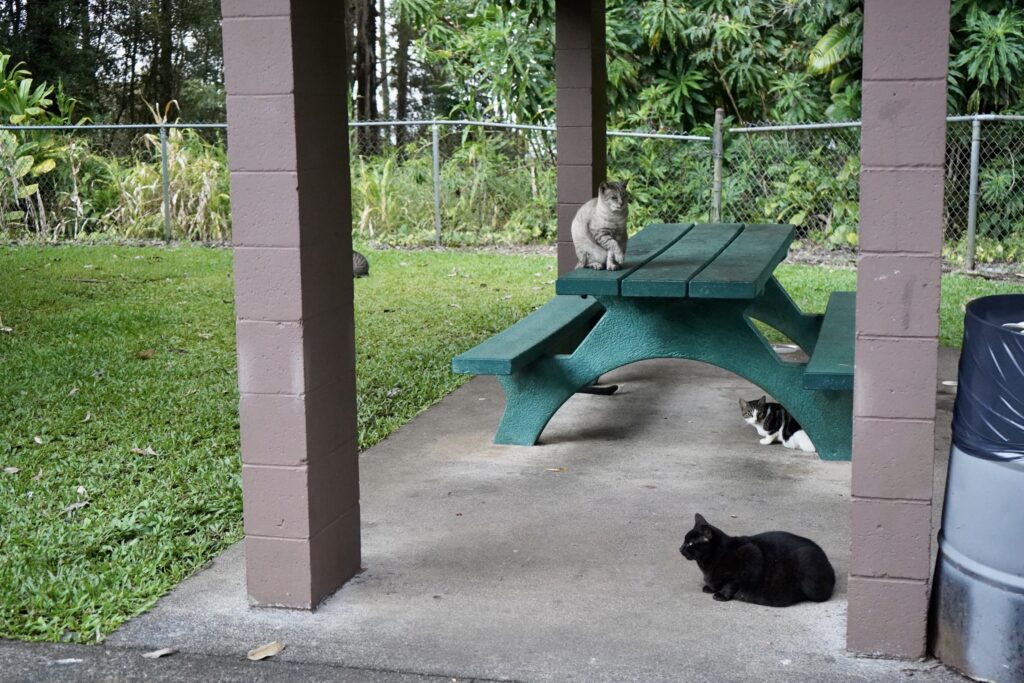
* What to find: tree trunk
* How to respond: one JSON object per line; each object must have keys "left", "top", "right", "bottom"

{"left": 378, "top": 0, "right": 389, "bottom": 121}
{"left": 353, "top": 0, "right": 379, "bottom": 154}
{"left": 156, "top": 0, "right": 175, "bottom": 116}
{"left": 23, "top": 0, "right": 62, "bottom": 85}
{"left": 395, "top": 14, "right": 411, "bottom": 145}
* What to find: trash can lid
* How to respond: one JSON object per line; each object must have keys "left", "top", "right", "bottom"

{"left": 952, "top": 294, "right": 1024, "bottom": 462}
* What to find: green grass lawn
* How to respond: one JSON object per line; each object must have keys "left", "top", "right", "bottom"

{"left": 0, "top": 244, "right": 1019, "bottom": 642}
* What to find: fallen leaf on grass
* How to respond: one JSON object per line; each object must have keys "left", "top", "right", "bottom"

{"left": 135, "top": 348, "right": 156, "bottom": 360}
{"left": 63, "top": 501, "right": 89, "bottom": 518}
{"left": 197, "top": 332, "right": 213, "bottom": 340}
{"left": 33, "top": 436, "right": 43, "bottom": 445}
{"left": 141, "top": 647, "right": 178, "bottom": 659}
{"left": 545, "top": 467, "right": 568, "bottom": 473}
{"left": 132, "top": 446, "right": 159, "bottom": 457}
{"left": 247, "top": 641, "right": 285, "bottom": 661}
{"left": 386, "top": 387, "right": 402, "bottom": 398}
{"left": 68, "top": 387, "right": 79, "bottom": 397}
{"left": 83, "top": 412, "right": 92, "bottom": 423}
{"left": 3, "top": 467, "right": 19, "bottom": 474}
{"left": 33, "top": 469, "right": 43, "bottom": 481}
{"left": 76, "top": 485, "right": 87, "bottom": 496}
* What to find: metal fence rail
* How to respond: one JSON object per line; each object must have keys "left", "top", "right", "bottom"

{"left": 0, "top": 117, "right": 1022, "bottom": 270}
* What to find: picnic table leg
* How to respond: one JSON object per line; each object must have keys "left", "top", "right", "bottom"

{"left": 743, "top": 277, "right": 823, "bottom": 355}
{"left": 495, "top": 366, "right": 600, "bottom": 445}
{"left": 491, "top": 297, "right": 850, "bottom": 458}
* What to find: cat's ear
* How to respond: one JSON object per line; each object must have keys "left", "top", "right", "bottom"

{"left": 738, "top": 398, "right": 747, "bottom": 409}
{"left": 694, "top": 513, "right": 708, "bottom": 528}
{"left": 756, "top": 395, "right": 767, "bottom": 406}
{"left": 620, "top": 179, "right": 629, "bottom": 190}
{"left": 599, "top": 181, "right": 608, "bottom": 193}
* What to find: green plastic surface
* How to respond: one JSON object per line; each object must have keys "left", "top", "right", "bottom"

{"left": 803, "top": 291, "right": 855, "bottom": 390}
{"left": 689, "top": 224, "right": 795, "bottom": 299}
{"left": 451, "top": 295, "right": 604, "bottom": 376}
{"left": 620, "top": 224, "right": 742, "bottom": 298}
{"left": 494, "top": 295, "right": 852, "bottom": 460}
{"left": 457, "top": 223, "right": 854, "bottom": 460}
{"left": 555, "top": 223, "right": 693, "bottom": 296}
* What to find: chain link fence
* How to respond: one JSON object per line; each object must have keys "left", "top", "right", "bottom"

{"left": 723, "top": 122, "right": 861, "bottom": 246}
{"left": 721, "top": 115, "right": 1024, "bottom": 271}
{"left": 1, "top": 117, "right": 1022, "bottom": 271}
{"left": 0, "top": 123, "right": 228, "bottom": 242}
{"left": 349, "top": 120, "right": 712, "bottom": 246}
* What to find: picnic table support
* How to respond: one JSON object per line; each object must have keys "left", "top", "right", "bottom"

{"left": 744, "top": 277, "right": 823, "bottom": 354}
{"left": 494, "top": 295, "right": 852, "bottom": 460}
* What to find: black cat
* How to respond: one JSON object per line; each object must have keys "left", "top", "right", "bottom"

{"left": 679, "top": 513, "right": 835, "bottom": 607}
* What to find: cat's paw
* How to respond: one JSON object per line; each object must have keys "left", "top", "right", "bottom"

{"left": 587, "top": 262, "right": 604, "bottom": 270}
{"left": 712, "top": 592, "right": 731, "bottom": 602}
{"left": 759, "top": 437, "right": 773, "bottom": 445}
{"left": 702, "top": 585, "right": 714, "bottom": 594}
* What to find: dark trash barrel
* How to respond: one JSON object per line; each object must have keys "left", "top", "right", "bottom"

{"left": 931, "top": 294, "right": 1024, "bottom": 683}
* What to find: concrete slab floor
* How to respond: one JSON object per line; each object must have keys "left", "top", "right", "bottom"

{"left": 97, "top": 352, "right": 966, "bottom": 683}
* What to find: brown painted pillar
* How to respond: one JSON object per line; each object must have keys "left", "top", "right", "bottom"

{"left": 222, "top": 0, "right": 360, "bottom": 608}
{"left": 555, "top": 0, "right": 607, "bottom": 275}
{"left": 848, "top": 0, "right": 949, "bottom": 657}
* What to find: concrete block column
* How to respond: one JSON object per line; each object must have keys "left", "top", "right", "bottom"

{"left": 849, "top": 0, "right": 950, "bottom": 657}
{"left": 222, "top": 0, "right": 360, "bottom": 608}
{"left": 555, "top": 0, "right": 606, "bottom": 274}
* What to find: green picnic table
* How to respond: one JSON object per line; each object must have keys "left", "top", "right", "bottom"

{"left": 452, "top": 223, "right": 854, "bottom": 460}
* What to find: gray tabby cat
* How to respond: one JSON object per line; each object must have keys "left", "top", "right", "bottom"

{"left": 352, "top": 250, "right": 369, "bottom": 278}
{"left": 572, "top": 180, "right": 629, "bottom": 271}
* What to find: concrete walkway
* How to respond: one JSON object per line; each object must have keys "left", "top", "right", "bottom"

{"left": 27, "top": 353, "right": 967, "bottom": 682}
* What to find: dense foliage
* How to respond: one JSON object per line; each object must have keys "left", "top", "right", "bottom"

{"left": 0, "top": 0, "right": 223, "bottom": 123}
{"left": 404, "top": 0, "right": 1024, "bottom": 131}
{"left": 2, "top": 2, "right": 1024, "bottom": 259}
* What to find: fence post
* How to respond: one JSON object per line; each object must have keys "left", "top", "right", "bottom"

{"left": 432, "top": 123, "right": 442, "bottom": 246}
{"left": 159, "top": 125, "right": 172, "bottom": 242}
{"left": 711, "top": 108, "right": 724, "bottom": 222}
{"left": 966, "top": 116, "right": 982, "bottom": 271}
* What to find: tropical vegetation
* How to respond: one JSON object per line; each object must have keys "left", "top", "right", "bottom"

{"left": 2, "top": 2, "right": 1024, "bottom": 260}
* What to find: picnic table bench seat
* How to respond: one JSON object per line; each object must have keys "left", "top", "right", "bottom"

{"left": 452, "top": 223, "right": 856, "bottom": 460}
{"left": 451, "top": 296, "right": 604, "bottom": 376}
{"left": 803, "top": 291, "right": 855, "bottom": 391}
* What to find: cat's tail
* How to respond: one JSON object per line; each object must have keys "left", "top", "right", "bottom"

{"left": 797, "top": 546, "right": 836, "bottom": 602}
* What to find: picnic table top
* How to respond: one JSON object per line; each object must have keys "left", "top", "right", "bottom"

{"left": 556, "top": 223, "right": 795, "bottom": 300}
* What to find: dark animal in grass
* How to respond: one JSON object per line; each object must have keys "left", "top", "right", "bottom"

{"left": 352, "top": 250, "right": 369, "bottom": 278}
{"left": 679, "top": 513, "right": 835, "bottom": 607}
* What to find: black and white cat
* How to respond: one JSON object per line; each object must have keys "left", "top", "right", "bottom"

{"left": 679, "top": 513, "right": 835, "bottom": 607}
{"left": 739, "top": 396, "right": 815, "bottom": 453}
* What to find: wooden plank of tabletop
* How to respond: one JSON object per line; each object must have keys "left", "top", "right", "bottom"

{"left": 555, "top": 223, "right": 693, "bottom": 296}
{"left": 620, "top": 223, "right": 743, "bottom": 298}
{"left": 688, "top": 224, "right": 795, "bottom": 299}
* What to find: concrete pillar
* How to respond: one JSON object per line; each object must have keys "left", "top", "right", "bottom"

{"left": 555, "top": 0, "right": 606, "bottom": 275}
{"left": 222, "top": 0, "right": 360, "bottom": 608}
{"left": 849, "top": 0, "right": 949, "bottom": 657}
